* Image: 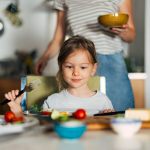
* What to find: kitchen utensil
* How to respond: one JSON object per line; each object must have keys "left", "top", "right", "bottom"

{"left": 1, "top": 79, "right": 42, "bottom": 105}
{"left": 98, "top": 13, "right": 129, "bottom": 27}
{"left": 94, "top": 111, "right": 125, "bottom": 116}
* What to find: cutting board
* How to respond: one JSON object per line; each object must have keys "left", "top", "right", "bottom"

{"left": 72, "top": 115, "right": 150, "bottom": 130}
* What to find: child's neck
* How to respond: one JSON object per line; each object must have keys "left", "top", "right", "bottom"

{"left": 67, "top": 85, "right": 96, "bottom": 98}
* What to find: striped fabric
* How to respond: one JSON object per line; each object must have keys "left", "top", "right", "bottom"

{"left": 46, "top": 0, "right": 125, "bottom": 54}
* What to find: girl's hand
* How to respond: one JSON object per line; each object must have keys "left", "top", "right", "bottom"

{"left": 99, "top": 109, "right": 115, "bottom": 114}
{"left": 5, "top": 90, "right": 23, "bottom": 116}
{"left": 109, "top": 24, "right": 128, "bottom": 37}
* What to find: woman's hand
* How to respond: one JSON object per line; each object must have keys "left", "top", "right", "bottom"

{"left": 99, "top": 109, "right": 115, "bottom": 114}
{"left": 35, "top": 10, "right": 66, "bottom": 75}
{"left": 35, "top": 55, "right": 48, "bottom": 75}
{"left": 109, "top": 24, "right": 128, "bottom": 37}
{"left": 117, "top": 0, "right": 135, "bottom": 42}
{"left": 5, "top": 90, "right": 23, "bottom": 116}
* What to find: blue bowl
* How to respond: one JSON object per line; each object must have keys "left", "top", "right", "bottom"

{"left": 54, "top": 121, "right": 86, "bottom": 139}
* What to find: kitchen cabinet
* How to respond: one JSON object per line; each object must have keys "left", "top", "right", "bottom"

{"left": 0, "top": 79, "right": 21, "bottom": 115}
{"left": 129, "top": 73, "right": 147, "bottom": 108}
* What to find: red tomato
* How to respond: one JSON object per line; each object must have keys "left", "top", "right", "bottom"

{"left": 74, "top": 109, "right": 86, "bottom": 119}
{"left": 4, "top": 111, "right": 15, "bottom": 122}
{"left": 12, "top": 116, "right": 24, "bottom": 122}
{"left": 40, "top": 111, "right": 51, "bottom": 115}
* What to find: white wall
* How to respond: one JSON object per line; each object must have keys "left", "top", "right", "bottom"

{"left": 145, "top": 0, "right": 150, "bottom": 108}
{"left": 0, "top": 0, "right": 59, "bottom": 76}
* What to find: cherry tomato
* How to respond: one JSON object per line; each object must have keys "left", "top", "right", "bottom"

{"left": 40, "top": 111, "right": 51, "bottom": 115}
{"left": 74, "top": 109, "right": 86, "bottom": 119}
{"left": 4, "top": 111, "right": 15, "bottom": 122}
{"left": 12, "top": 116, "right": 24, "bottom": 122}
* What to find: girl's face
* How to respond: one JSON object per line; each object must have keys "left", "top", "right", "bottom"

{"left": 61, "top": 48, "right": 97, "bottom": 89}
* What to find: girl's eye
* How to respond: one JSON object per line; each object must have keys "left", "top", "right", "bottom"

{"left": 81, "top": 67, "right": 86, "bottom": 69}
{"left": 66, "top": 66, "right": 72, "bottom": 69}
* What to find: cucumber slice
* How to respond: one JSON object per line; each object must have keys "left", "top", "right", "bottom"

{"left": 59, "top": 115, "right": 69, "bottom": 121}
{"left": 50, "top": 110, "right": 60, "bottom": 120}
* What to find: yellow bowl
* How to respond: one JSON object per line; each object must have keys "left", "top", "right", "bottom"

{"left": 98, "top": 13, "right": 129, "bottom": 27}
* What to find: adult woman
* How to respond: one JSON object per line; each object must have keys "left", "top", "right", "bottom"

{"left": 35, "top": 0, "right": 135, "bottom": 111}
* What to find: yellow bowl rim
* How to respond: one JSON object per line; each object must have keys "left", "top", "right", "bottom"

{"left": 99, "top": 13, "right": 129, "bottom": 18}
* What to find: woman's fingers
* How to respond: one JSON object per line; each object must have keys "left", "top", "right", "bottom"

{"left": 112, "top": 109, "right": 115, "bottom": 112}
{"left": 35, "top": 57, "right": 47, "bottom": 75}
{"left": 40, "top": 62, "right": 46, "bottom": 72}
{"left": 110, "top": 24, "right": 128, "bottom": 34}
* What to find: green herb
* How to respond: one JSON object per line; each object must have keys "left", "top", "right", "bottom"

{"left": 31, "top": 104, "right": 43, "bottom": 113}
{"left": 115, "top": 114, "right": 124, "bottom": 118}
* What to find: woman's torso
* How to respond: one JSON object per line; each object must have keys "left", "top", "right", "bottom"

{"left": 64, "top": 0, "right": 124, "bottom": 54}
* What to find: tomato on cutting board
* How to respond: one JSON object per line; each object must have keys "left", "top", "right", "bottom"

{"left": 73, "top": 109, "right": 86, "bottom": 119}
{"left": 4, "top": 111, "right": 15, "bottom": 122}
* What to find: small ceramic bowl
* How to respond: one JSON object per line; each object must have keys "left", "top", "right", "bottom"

{"left": 54, "top": 121, "right": 86, "bottom": 139}
{"left": 98, "top": 13, "right": 129, "bottom": 27}
{"left": 110, "top": 117, "right": 142, "bottom": 137}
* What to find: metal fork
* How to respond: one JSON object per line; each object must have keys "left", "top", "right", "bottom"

{"left": 1, "top": 79, "right": 42, "bottom": 106}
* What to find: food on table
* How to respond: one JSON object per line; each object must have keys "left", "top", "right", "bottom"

{"left": 31, "top": 104, "right": 43, "bottom": 113}
{"left": 41, "top": 109, "right": 68, "bottom": 116}
{"left": 4, "top": 111, "right": 24, "bottom": 124}
{"left": 125, "top": 108, "right": 150, "bottom": 121}
{"left": 50, "top": 110, "right": 60, "bottom": 120}
{"left": 59, "top": 115, "right": 69, "bottom": 121}
{"left": 43, "top": 108, "right": 54, "bottom": 112}
{"left": 40, "top": 111, "right": 51, "bottom": 115}
{"left": 4, "top": 111, "right": 15, "bottom": 122}
{"left": 12, "top": 116, "right": 24, "bottom": 123}
{"left": 59, "top": 111, "right": 68, "bottom": 115}
{"left": 116, "top": 114, "right": 124, "bottom": 118}
{"left": 73, "top": 109, "right": 86, "bottom": 119}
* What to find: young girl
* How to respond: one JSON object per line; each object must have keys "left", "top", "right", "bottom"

{"left": 5, "top": 35, "right": 114, "bottom": 116}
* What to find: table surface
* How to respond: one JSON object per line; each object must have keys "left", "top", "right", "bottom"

{"left": 0, "top": 122, "right": 150, "bottom": 150}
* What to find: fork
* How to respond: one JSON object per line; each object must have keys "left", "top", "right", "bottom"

{"left": 1, "top": 79, "right": 42, "bottom": 106}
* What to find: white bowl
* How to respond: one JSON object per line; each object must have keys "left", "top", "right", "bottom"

{"left": 110, "top": 117, "right": 142, "bottom": 137}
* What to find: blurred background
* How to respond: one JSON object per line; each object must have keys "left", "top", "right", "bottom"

{"left": 0, "top": 0, "right": 149, "bottom": 114}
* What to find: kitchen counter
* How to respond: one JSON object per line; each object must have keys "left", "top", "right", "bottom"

{"left": 0, "top": 125, "right": 150, "bottom": 150}
{"left": 128, "top": 73, "right": 147, "bottom": 79}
